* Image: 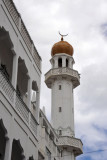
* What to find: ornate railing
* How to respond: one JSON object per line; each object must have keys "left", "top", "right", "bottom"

{"left": 53, "top": 142, "right": 56, "bottom": 153}
{"left": 45, "top": 67, "right": 80, "bottom": 81}
{"left": 3, "top": 0, "right": 41, "bottom": 70}
{"left": 0, "top": 70, "right": 38, "bottom": 136}
{"left": 15, "top": 94, "right": 29, "bottom": 123}
{"left": 45, "top": 67, "right": 80, "bottom": 88}
{"left": 57, "top": 136, "right": 83, "bottom": 155}
{"left": 0, "top": 69, "right": 14, "bottom": 102}
{"left": 49, "top": 138, "right": 53, "bottom": 149}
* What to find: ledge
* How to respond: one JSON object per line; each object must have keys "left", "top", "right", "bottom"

{"left": 56, "top": 136, "right": 83, "bottom": 156}
{"left": 45, "top": 67, "right": 80, "bottom": 88}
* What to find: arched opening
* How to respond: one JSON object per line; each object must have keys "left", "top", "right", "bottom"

{"left": 66, "top": 59, "right": 68, "bottom": 67}
{"left": 38, "top": 151, "right": 44, "bottom": 160}
{"left": 58, "top": 58, "right": 62, "bottom": 67}
{"left": 49, "top": 130, "right": 54, "bottom": 141}
{"left": 29, "top": 156, "right": 34, "bottom": 160}
{"left": 16, "top": 57, "right": 29, "bottom": 100}
{"left": 11, "top": 139, "right": 25, "bottom": 160}
{"left": 31, "top": 81, "right": 39, "bottom": 116}
{"left": 0, "top": 27, "right": 14, "bottom": 81}
{"left": 0, "top": 119, "right": 7, "bottom": 160}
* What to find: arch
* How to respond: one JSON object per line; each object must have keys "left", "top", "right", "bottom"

{"left": 0, "top": 27, "right": 14, "bottom": 81}
{"left": 32, "top": 81, "right": 38, "bottom": 92}
{"left": 11, "top": 139, "right": 25, "bottom": 160}
{"left": 17, "top": 57, "right": 29, "bottom": 98}
{"left": 0, "top": 119, "right": 8, "bottom": 160}
{"left": 29, "top": 155, "right": 34, "bottom": 160}
{"left": 58, "top": 58, "right": 62, "bottom": 67}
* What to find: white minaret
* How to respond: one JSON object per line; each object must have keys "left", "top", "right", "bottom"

{"left": 45, "top": 35, "right": 83, "bottom": 160}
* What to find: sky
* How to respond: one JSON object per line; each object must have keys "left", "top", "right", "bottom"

{"left": 13, "top": 0, "right": 107, "bottom": 159}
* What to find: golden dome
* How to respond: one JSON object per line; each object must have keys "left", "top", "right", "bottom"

{"left": 51, "top": 38, "right": 74, "bottom": 56}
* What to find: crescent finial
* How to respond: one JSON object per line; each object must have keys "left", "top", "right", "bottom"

{"left": 59, "top": 31, "right": 68, "bottom": 41}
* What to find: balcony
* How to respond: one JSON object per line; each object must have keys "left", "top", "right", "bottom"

{"left": 45, "top": 67, "right": 80, "bottom": 88}
{"left": 57, "top": 136, "right": 83, "bottom": 156}
{"left": 0, "top": 69, "right": 38, "bottom": 136}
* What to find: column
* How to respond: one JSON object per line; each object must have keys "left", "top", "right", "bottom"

{"left": 62, "top": 56, "right": 66, "bottom": 67}
{"left": 4, "top": 138, "right": 13, "bottom": 160}
{"left": 69, "top": 58, "right": 73, "bottom": 69}
{"left": 11, "top": 54, "right": 18, "bottom": 89}
{"left": 27, "top": 77, "right": 32, "bottom": 110}
{"left": 54, "top": 57, "right": 58, "bottom": 68}
{"left": 62, "top": 150, "right": 75, "bottom": 160}
{"left": 35, "top": 90, "right": 40, "bottom": 122}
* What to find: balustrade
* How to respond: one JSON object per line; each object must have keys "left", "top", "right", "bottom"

{"left": 0, "top": 70, "right": 38, "bottom": 136}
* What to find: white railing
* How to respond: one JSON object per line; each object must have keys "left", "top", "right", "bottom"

{"left": 0, "top": 70, "right": 38, "bottom": 136}
{"left": 57, "top": 136, "right": 83, "bottom": 153}
{"left": 3, "top": 0, "right": 41, "bottom": 70}
{"left": 30, "top": 113, "right": 37, "bottom": 135}
{"left": 0, "top": 69, "right": 14, "bottom": 102}
{"left": 45, "top": 67, "right": 80, "bottom": 82}
{"left": 15, "top": 94, "right": 29, "bottom": 123}
{"left": 53, "top": 142, "right": 56, "bottom": 153}
{"left": 49, "top": 138, "right": 53, "bottom": 149}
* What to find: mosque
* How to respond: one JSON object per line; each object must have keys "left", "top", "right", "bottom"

{"left": 0, "top": 0, "right": 83, "bottom": 160}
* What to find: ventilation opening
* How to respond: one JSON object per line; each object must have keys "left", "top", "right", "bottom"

{"left": 66, "top": 59, "right": 68, "bottom": 67}
{"left": 59, "top": 107, "right": 62, "bottom": 112}
{"left": 58, "top": 58, "right": 62, "bottom": 67}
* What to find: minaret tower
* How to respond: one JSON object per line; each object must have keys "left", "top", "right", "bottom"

{"left": 45, "top": 34, "right": 83, "bottom": 160}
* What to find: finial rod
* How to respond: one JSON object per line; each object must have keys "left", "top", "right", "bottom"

{"left": 59, "top": 31, "right": 68, "bottom": 41}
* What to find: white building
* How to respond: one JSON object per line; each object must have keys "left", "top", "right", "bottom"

{"left": 0, "top": 0, "right": 83, "bottom": 160}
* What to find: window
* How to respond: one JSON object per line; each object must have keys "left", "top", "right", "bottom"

{"left": 58, "top": 58, "right": 62, "bottom": 67}
{"left": 59, "top": 130, "right": 62, "bottom": 135}
{"left": 66, "top": 59, "right": 68, "bottom": 67}
{"left": 59, "top": 107, "right": 62, "bottom": 112}
{"left": 59, "top": 85, "right": 61, "bottom": 90}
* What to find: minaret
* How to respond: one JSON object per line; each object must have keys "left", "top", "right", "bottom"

{"left": 45, "top": 35, "right": 83, "bottom": 160}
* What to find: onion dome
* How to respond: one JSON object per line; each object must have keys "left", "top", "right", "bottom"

{"left": 51, "top": 37, "right": 74, "bottom": 57}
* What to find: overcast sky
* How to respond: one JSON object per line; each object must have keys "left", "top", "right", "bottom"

{"left": 13, "top": 0, "right": 107, "bottom": 159}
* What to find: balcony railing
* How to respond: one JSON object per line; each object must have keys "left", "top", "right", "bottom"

{"left": 57, "top": 136, "right": 83, "bottom": 156}
{"left": 0, "top": 70, "right": 38, "bottom": 136}
{"left": 45, "top": 67, "right": 80, "bottom": 88}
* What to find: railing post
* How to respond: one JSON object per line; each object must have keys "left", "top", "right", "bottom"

{"left": 11, "top": 54, "right": 18, "bottom": 89}
{"left": 62, "top": 57, "right": 66, "bottom": 67}
{"left": 27, "top": 77, "right": 32, "bottom": 110}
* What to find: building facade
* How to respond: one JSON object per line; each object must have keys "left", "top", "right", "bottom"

{"left": 0, "top": 0, "right": 83, "bottom": 160}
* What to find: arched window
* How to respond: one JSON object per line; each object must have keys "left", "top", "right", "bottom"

{"left": 58, "top": 58, "right": 62, "bottom": 67}
{"left": 11, "top": 139, "right": 25, "bottom": 160}
{"left": 29, "top": 156, "right": 34, "bottom": 160}
{"left": 66, "top": 59, "right": 68, "bottom": 67}
{"left": 0, "top": 119, "right": 7, "bottom": 160}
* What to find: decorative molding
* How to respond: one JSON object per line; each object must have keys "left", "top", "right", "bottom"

{"left": 45, "top": 67, "right": 80, "bottom": 88}
{"left": 57, "top": 136, "right": 83, "bottom": 156}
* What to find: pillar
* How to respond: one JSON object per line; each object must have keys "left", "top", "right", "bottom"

{"left": 62, "top": 150, "right": 75, "bottom": 160}
{"left": 54, "top": 57, "right": 58, "bottom": 68}
{"left": 35, "top": 90, "right": 40, "bottom": 122}
{"left": 69, "top": 58, "right": 73, "bottom": 69}
{"left": 4, "top": 138, "right": 13, "bottom": 160}
{"left": 27, "top": 77, "right": 32, "bottom": 110}
{"left": 11, "top": 54, "right": 18, "bottom": 89}
{"left": 62, "top": 57, "right": 66, "bottom": 67}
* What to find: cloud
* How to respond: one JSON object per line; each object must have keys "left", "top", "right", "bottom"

{"left": 13, "top": 0, "right": 107, "bottom": 159}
